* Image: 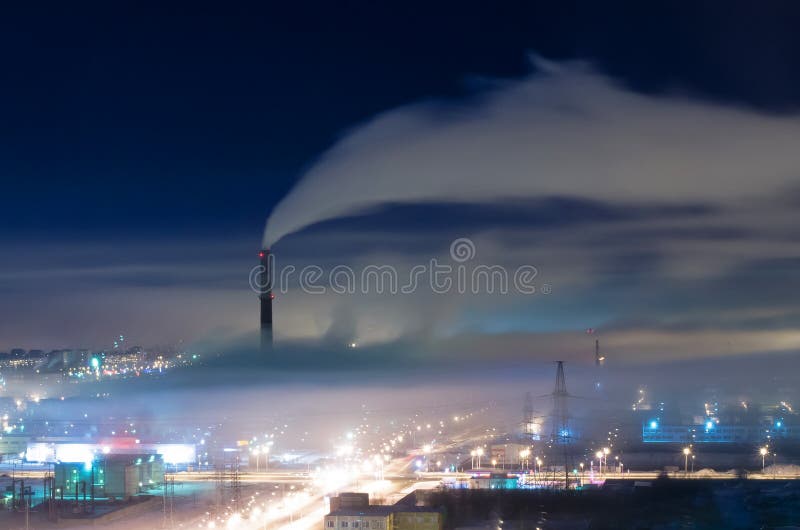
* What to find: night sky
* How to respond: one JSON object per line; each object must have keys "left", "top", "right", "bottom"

{"left": 2, "top": 2, "right": 800, "bottom": 362}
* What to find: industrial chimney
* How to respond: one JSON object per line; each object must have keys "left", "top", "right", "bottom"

{"left": 594, "top": 339, "right": 605, "bottom": 366}
{"left": 258, "top": 249, "right": 273, "bottom": 350}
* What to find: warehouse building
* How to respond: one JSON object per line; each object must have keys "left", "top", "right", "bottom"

{"left": 54, "top": 453, "right": 164, "bottom": 501}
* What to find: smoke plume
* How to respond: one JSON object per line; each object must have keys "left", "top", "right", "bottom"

{"left": 263, "top": 58, "right": 800, "bottom": 246}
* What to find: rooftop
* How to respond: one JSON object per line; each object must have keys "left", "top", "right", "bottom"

{"left": 328, "top": 505, "right": 441, "bottom": 517}
{"left": 327, "top": 506, "right": 395, "bottom": 517}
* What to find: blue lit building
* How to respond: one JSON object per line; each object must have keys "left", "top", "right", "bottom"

{"left": 642, "top": 419, "right": 797, "bottom": 443}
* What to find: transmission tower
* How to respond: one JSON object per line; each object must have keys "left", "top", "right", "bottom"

{"left": 550, "top": 361, "right": 573, "bottom": 490}
{"left": 214, "top": 453, "right": 225, "bottom": 518}
{"left": 231, "top": 454, "right": 242, "bottom": 514}
{"left": 551, "top": 361, "right": 570, "bottom": 443}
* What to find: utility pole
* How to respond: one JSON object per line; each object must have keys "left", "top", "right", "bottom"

{"left": 24, "top": 483, "right": 29, "bottom": 530}
{"left": 213, "top": 450, "right": 226, "bottom": 521}
{"left": 163, "top": 465, "right": 175, "bottom": 528}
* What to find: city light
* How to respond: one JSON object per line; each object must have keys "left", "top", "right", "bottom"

{"left": 683, "top": 447, "right": 692, "bottom": 474}
{"left": 3, "top": 11, "right": 800, "bottom": 529}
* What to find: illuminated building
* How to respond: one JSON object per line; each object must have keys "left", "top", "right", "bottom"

{"left": 325, "top": 494, "right": 442, "bottom": 530}
{"left": 54, "top": 453, "right": 164, "bottom": 501}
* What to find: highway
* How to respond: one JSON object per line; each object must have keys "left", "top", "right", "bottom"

{"left": 7, "top": 467, "right": 794, "bottom": 483}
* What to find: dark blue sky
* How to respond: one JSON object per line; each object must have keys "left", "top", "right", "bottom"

{"left": 3, "top": 2, "right": 799, "bottom": 239}
{"left": 3, "top": 2, "right": 800, "bottom": 353}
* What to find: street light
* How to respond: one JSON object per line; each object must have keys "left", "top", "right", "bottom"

{"left": 760, "top": 446, "right": 768, "bottom": 471}
{"left": 470, "top": 450, "right": 476, "bottom": 469}
{"left": 519, "top": 449, "right": 530, "bottom": 471}
{"left": 595, "top": 451, "right": 603, "bottom": 475}
{"left": 579, "top": 462, "right": 584, "bottom": 487}
{"left": 683, "top": 447, "right": 691, "bottom": 474}
{"left": 475, "top": 447, "right": 484, "bottom": 468}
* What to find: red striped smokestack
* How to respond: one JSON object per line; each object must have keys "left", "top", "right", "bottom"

{"left": 259, "top": 248, "right": 273, "bottom": 350}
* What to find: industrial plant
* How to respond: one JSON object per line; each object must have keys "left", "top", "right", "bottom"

{"left": 4, "top": 1, "right": 800, "bottom": 528}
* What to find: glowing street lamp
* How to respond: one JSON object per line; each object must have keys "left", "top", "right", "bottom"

{"left": 519, "top": 449, "right": 530, "bottom": 470}
{"left": 760, "top": 446, "right": 768, "bottom": 471}
{"left": 423, "top": 444, "right": 432, "bottom": 472}
{"left": 683, "top": 447, "right": 691, "bottom": 474}
{"left": 475, "top": 447, "right": 484, "bottom": 468}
